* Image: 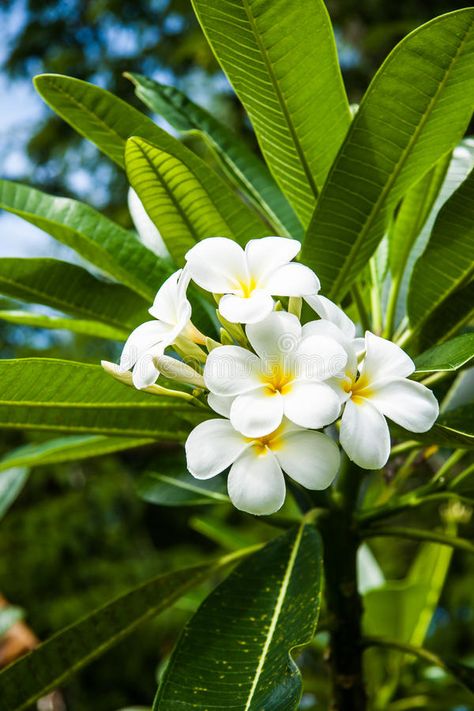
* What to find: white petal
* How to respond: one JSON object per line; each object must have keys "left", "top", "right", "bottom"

{"left": 119, "top": 321, "right": 171, "bottom": 371}
{"left": 340, "top": 398, "right": 391, "bottom": 470}
{"left": 369, "top": 378, "right": 439, "bottom": 433}
{"left": 246, "top": 311, "right": 301, "bottom": 360}
{"left": 263, "top": 263, "right": 320, "bottom": 296}
{"left": 128, "top": 188, "right": 170, "bottom": 259}
{"left": 185, "top": 419, "right": 250, "bottom": 480}
{"left": 361, "top": 332, "right": 414, "bottom": 383}
{"left": 283, "top": 381, "right": 341, "bottom": 429}
{"left": 148, "top": 270, "right": 191, "bottom": 325}
{"left": 218, "top": 291, "right": 274, "bottom": 324}
{"left": 208, "top": 392, "right": 234, "bottom": 418}
{"left": 245, "top": 236, "right": 300, "bottom": 282}
{"left": 305, "top": 294, "right": 356, "bottom": 339}
{"left": 301, "top": 318, "right": 357, "bottom": 377}
{"left": 204, "top": 345, "right": 263, "bottom": 396}
{"left": 185, "top": 237, "right": 247, "bottom": 293}
{"left": 227, "top": 448, "right": 286, "bottom": 515}
{"left": 132, "top": 351, "right": 162, "bottom": 389}
{"left": 230, "top": 388, "right": 284, "bottom": 437}
{"left": 296, "top": 334, "right": 348, "bottom": 380}
{"left": 274, "top": 430, "right": 340, "bottom": 490}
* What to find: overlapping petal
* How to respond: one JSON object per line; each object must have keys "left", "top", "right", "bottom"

{"left": 263, "top": 263, "right": 320, "bottom": 296}
{"left": 230, "top": 388, "right": 284, "bottom": 437}
{"left": 283, "top": 381, "right": 341, "bottom": 429}
{"left": 227, "top": 448, "right": 286, "bottom": 515}
{"left": 218, "top": 291, "right": 274, "bottom": 324}
{"left": 185, "top": 237, "right": 247, "bottom": 293}
{"left": 245, "top": 236, "right": 300, "bottom": 282}
{"left": 246, "top": 311, "right": 301, "bottom": 360}
{"left": 361, "top": 332, "right": 414, "bottom": 382}
{"left": 275, "top": 429, "right": 340, "bottom": 489}
{"left": 340, "top": 398, "right": 391, "bottom": 469}
{"left": 185, "top": 419, "right": 252, "bottom": 479}
{"left": 204, "top": 345, "right": 263, "bottom": 396}
{"left": 369, "top": 378, "right": 439, "bottom": 432}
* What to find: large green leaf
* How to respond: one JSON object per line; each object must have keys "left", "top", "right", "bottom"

{"left": 415, "top": 334, "right": 474, "bottom": 374}
{"left": 302, "top": 9, "right": 474, "bottom": 300}
{"left": 408, "top": 167, "right": 474, "bottom": 328}
{"left": 0, "top": 309, "right": 125, "bottom": 340}
{"left": 126, "top": 137, "right": 245, "bottom": 264}
{"left": 406, "top": 405, "right": 474, "bottom": 449}
{"left": 34, "top": 74, "right": 268, "bottom": 251}
{"left": 0, "top": 359, "right": 209, "bottom": 439}
{"left": 0, "top": 180, "right": 169, "bottom": 301}
{"left": 0, "top": 467, "right": 29, "bottom": 521}
{"left": 191, "top": 0, "right": 350, "bottom": 226}
{"left": 0, "top": 258, "right": 148, "bottom": 332}
{"left": 0, "top": 563, "right": 213, "bottom": 711}
{"left": 127, "top": 73, "right": 303, "bottom": 240}
{"left": 154, "top": 524, "right": 322, "bottom": 710}
{"left": 418, "top": 281, "right": 474, "bottom": 349}
{"left": 0, "top": 435, "right": 153, "bottom": 474}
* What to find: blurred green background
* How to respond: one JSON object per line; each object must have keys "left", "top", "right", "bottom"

{"left": 0, "top": 1, "right": 472, "bottom": 710}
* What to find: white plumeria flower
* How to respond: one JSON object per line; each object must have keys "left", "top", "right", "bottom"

{"left": 128, "top": 188, "right": 170, "bottom": 259}
{"left": 185, "top": 417, "right": 341, "bottom": 515}
{"left": 305, "top": 294, "right": 357, "bottom": 340}
{"left": 185, "top": 236, "right": 320, "bottom": 324}
{"left": 204, "top": 311, "right": 347, "bottom": 437}
{"left": 119, "top": 268, "right": 202, "bottom": 389}
{"left": 328, "top": 331, "right": 439, "bottom": 470}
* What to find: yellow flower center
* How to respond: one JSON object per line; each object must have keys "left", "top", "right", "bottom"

{"left": 247, "top": 424, "right": 285, "bottom": 455}
{"left": 238, "top": 276, "right": 257, "bottom": 298}
{"left": 260, "top": 364, "right": 294, "bottom": 396}
{"left": 347, "top": 371, "right": 373, "bottom": 403}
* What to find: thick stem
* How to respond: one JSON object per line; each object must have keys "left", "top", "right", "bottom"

{"left": 320, "top": 462, "right": 367, "bottom": 711}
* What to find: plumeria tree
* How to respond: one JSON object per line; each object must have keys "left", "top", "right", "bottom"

{"left": 0, "top": 2, "right": 473, "bottom": 709}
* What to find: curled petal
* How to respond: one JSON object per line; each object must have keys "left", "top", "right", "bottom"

{"left": 362, "top": 332, "right": 414, "bottom": 382}
{"left": 275, "top": 430, "right": 340, "bottom": 489}
{"left": 245, "top": 236, "right": 300, "bottom": 282}
{"left": 204, "top": 345, "right": 263, "bottom": 396}
{"left": 132, "top": 350, "right": 162, "bottom": 389}
{"left": 305, "top": 294, "right": 356, "bottom": 339}
{"left": 185, "top": 237, "right": 247, "bottom": 293}
{"left": 218, "top": 291, "right": 274, "bottom": 324}
{"left": 227, "top": 448, "right": 286, "bottom": 515}
{"left": 149, "top": 270, "right": 190, "bottom": 325}
{"left": 230, "top": 388, "right": 284, "bottom": 437}
{"left": 340, "top": 398, "right": 391, "bottom": 470}
{"left": 119, "top": 320, "right": 171, "bottom": 371}
{"left": 263, "top": 263, "right": 320, "bottom": 296}
{"left": 128, "top": 188, "right": 170, "bottom": 259}
{"left": 369, "top": 378, "right": 439, "bottom": 433}
{"left": 246, "top": 311, "right": 301, "bottom": 360}
{"left": 301, "top": 318, "right": 357, "bottom": 377}
{"left": 283, "top": 381, "right": 341, "bottom": 429}
{"left": 185, "top": 419, "right": 250, "bottom": 480}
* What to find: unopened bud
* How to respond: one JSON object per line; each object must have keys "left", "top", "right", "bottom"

{"left": 152, "top": 354, "right": 205, "bottom": 388}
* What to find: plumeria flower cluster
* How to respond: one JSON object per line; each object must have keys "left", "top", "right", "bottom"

{"left": 103, "top": 236, "right": 439, "bottom": 516}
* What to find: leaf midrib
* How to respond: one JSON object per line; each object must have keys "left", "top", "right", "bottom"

{"left": 329, "top": 16, "right": 473, "bottom": 299}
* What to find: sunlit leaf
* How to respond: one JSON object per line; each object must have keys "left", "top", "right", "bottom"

{"left": 191, "top": 0, "right": 351, "bottom": 225}
{"left": 0, "top": 309, "right": 125, "bottom": 340}
{"left": 154, "top": 524, "right": 322, "bottom": 710}
{"left": 127, "top": 72, "right": 303, "bottom": 240}
{"left": 302, "top": 9, "right": 474, "bottom": 300}
{"left": 415, "top": 334, "right": 474, "bottom": 374}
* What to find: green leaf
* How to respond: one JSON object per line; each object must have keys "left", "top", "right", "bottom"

{"left": 138, "top": 468, "right": 228, "bottom": 507}
{"left": 0, "top": 467, "right": 29, "bottom": 521}
{"left": 0, "top": 435, "right": 153, "bottom": 474}
{"left": 415, "top": 333, "right": 474, "bottom": 374}
{"left": 0, "top": 180, "right": 169, "bottom": 302}
{"left": 154, "top": 524, "right": 322, "bottom": 710}
{"left": 418, "top": 281, "right": 474, "bottom": 349}
{"left": 191, "top": 0, "right": 350, "bottom": 226}
{"left": 0, "top": 359, "right": 209, "bottom": 439}
{"left": 0, "top": 563, "right": 213, "bottom": 711}
{"left": 389, "top": 152, "right": 451, "bottom": 279}
{"left": 407, "top": 405, "right": 474, "bottom": 449}
{"left": 127, "top": 73, "right": 303, "bottom": 240}
{"left": 34, "top": 75, "right": 268, "bottom": 254}
{"left": 408, "top": 167, "right": 474, "bottom": 328}
{"left": 302, "top": 9, "right": 474, "bottom": 300}
{"left": 0, "top": 309, "right": 125, "bottom": 340}
{"left": 126, "top": 137, "right": 247, "bottom": 264}
{"left": 0, "top": 258, "right": 148, "bottom": 332}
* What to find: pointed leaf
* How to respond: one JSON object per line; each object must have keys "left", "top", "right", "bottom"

{"left": 302, "top": 9, "right": 474, "bottom": 300}
{"left": 415, "top": 333, "right": 474, "bottom": 374}
{"left": 0, "top": 435, "right": 153, "bottom": 474}
{"left": 34, "top": 75, "right": 268, "bottom": 250}
{"left": 0, "top": 258, "right": 148, "bottom": 332}
{"left": 418, "top": 281, "right": 474, "bottom": 349}
{"left": 408, "top": 167, "right": 474, "bottom": 328}
{"left": 127, "top": 73, "right": 303, "bottom": 240}
{"left": 0, "top": 563, "right": 213, "bottom": 711}
{"left": 0, "top": 180, "right": 169, "bottom": 302}
{"left": 0, "top": 309, "right": 125, "bottom": 340}
{"left": 154, "top": 524, "right": 322, "bottom": 710}
{"left": 191, "top": 0, "right": 351, "bottom": 225}
{"left": 0, "top": 359, "right": 209, "bottom": 439}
